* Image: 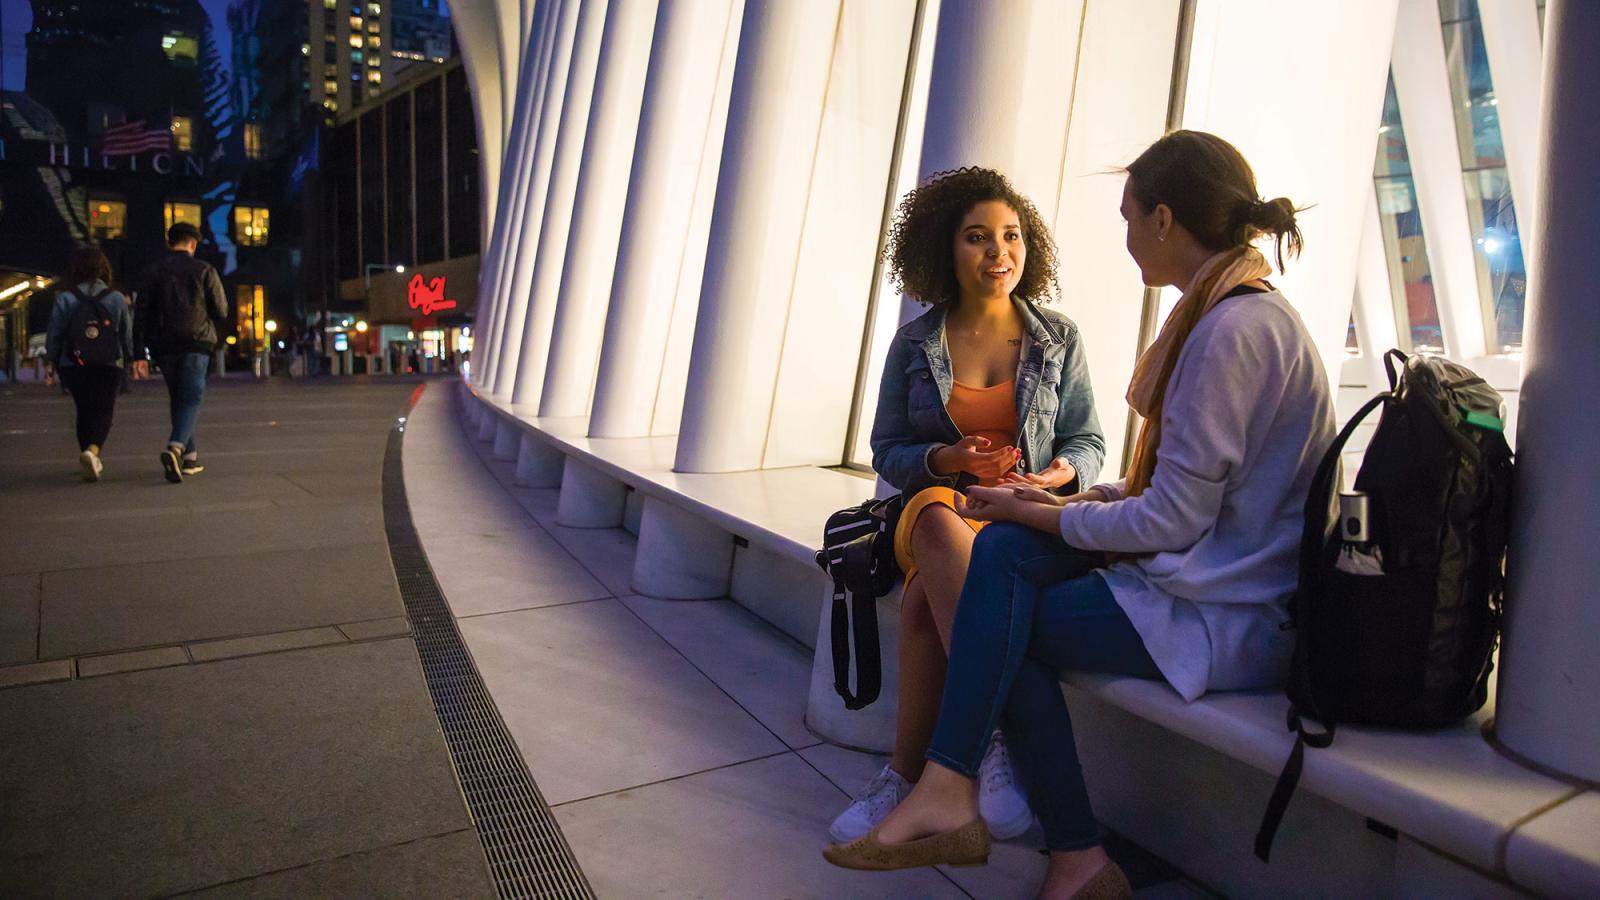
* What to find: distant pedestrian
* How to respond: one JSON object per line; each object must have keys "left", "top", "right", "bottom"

{"left": 131, "top": 222, "right": 229, "bottom": 484}
{"left": 44, "top": 245, "right": 135, "bottom": 482}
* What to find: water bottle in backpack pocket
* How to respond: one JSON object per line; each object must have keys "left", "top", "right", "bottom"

{"left": 1255, "top": 349, "right": 1514, "bottom": 861}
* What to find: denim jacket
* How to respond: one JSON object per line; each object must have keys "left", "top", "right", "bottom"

{"left": 44, "top": 280, "right": 134, "bottom": 369}
{"left": 870, "top": 297, "right": 1104, "bottom": 497}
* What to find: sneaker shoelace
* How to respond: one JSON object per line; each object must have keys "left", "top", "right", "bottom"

{"left": 981, "top": 737, "right": 1014, "bottom": 794}
{"left": 855, "top": 768, "right": 896, "bottom": 803}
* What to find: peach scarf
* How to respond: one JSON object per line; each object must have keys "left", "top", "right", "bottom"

{"left": 1123, "top": 246, "right": 1273, "bottom": 497}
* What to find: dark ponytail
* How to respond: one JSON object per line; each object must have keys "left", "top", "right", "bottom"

{"left": 1126, "top": 130, "right": 1305, "bottom": 270}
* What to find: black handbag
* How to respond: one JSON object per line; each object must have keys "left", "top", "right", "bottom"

{"left": 814, "top": 495, "right": 904, "bottom": 709}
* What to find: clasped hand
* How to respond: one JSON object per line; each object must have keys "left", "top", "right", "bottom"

{"left": 954, "top": 482, "right": 1063, "bottom": 523}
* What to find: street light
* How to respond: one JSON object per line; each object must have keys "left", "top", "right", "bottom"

{"left": 261, "top": 320, "right": 278, "bottom": 378}
{"left": 355, "top": 320, "right": 369, "bottom": 333}
{"left": 363, "top": 262, "right": 406, "bottom": 289}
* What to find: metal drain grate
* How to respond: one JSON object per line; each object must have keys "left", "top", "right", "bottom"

{"left": 383, "top": 422, "right": 596, "bottom": 900}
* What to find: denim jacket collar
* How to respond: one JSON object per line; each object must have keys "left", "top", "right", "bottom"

{"left": 900, "top": 295, "right": 1065, "bottom": 348}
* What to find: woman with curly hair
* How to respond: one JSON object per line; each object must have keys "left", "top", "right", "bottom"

{"left": 828, "top": 167, "right": 1105, "bottom": 844}
{"left": 826, "top": 131, "right": 1336, "bottom": 899}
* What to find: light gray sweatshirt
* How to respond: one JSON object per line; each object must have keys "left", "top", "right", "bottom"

{"left": 1058, "top": 290, "right": 1336, "bottom": 701}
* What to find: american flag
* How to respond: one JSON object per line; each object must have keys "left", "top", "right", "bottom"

{"left": 101, "top": 121, "right": 173, "bottom": 156}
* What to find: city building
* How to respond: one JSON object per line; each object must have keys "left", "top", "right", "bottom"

{"left": 316, "top": 57, "right": 480, "bottom": 373}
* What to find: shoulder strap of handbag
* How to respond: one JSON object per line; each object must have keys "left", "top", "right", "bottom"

{"left": 1254, "top": 385, "right": 1393, "bottom": 862}
{"left": 829, "top": 535, "right": 882, "bottom": 710}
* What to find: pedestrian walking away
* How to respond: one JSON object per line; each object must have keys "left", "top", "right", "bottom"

{"left": 44, "top": 245, "right": 136, "bottom": 482}
{"left": 131, "top": 221, "right": 230, "bottom": 483}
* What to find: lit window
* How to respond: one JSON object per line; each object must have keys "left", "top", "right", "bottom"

{"left": 323, "top": 99, "right": 339, "bottom": 112}
{"left": 300, "top": 42, "right": 310, "bottom": 56}
{"left": 234, "top": 206, "right": 270, "bottom": 247}
{"left": 367, "top": 21, "right": 380, "bottom": 33}
{"left": 352, "top": 50, "right": 364, "bottom": 62}
{"left": 324, "top": 32, "right": 335, "bottom": 42}
{"left": 323, "top": 0, "right": 336, "bottom": 8}
{"left": 367, "top": 55, "right": 380, "bottom": 67}
{"left": 367, "top": 70, "right": 382, "bottom": 84}
{"left": 367, "top": 35, "right": 380, "bottom": 49}
{"left": 368, "top": 2, "right": 381, "bottom": 14}
{"left": 325, "top": 63, "right": 338, "bottom": 77}
{"left": 161, "top": 31, "right": 198, "bottom": 61}
{"left": 164, "top": 201, "right": 202, "bottom": 233}
{"left": 243, "top": 123, "right": 263, "bottom": 160}
{"left": 324, "top": 79, "right": 339, "bottom": 95}
{"left": 236, "top": 284, "right": 266, "bottom": 347}
{"left": 170, "top": 115, "right": 193, "bottom": 151}
{"left": 87, "top": 198, "right": 128, "bottom": 241}
{"left": 349, "top": 15, "right": 363, "bottom": 29}
{"left": 349, "top": 34, "right": 363, "bottom": 48}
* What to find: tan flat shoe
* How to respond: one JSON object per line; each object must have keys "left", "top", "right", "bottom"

{"left": 1071, "top": 860, "right": 1132, "bottom": 900}
{"left": 822, "top": 819, "right": 990, "bottom": 871}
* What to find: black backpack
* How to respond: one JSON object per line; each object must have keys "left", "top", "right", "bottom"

{"left": 1255, "top": 350, "right": 1514, "bottom": 860}
{"left": 65, "top": 288, "right": 121, "bottom": 367}
{"left": 814, "top": 495, "right": 903, "bottom": 710}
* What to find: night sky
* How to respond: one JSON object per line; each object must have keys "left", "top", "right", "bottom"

{"left": 0, "top": 0, "right": 236, "bottom": 92}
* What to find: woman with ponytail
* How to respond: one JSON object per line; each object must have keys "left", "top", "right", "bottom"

{"left": 825, "top": 131, "right": 1336, "bottom": 899}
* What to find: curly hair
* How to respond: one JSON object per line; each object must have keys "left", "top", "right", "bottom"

{"left": 884, "top": 167, "right": 1059, "bottom": 306}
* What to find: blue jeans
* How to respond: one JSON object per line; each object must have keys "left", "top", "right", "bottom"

{"left": 158, "top": 353, "right": 209, "bottom": 455}
{"left": 926, "top": 522, "right": 1162, "bottom": 851}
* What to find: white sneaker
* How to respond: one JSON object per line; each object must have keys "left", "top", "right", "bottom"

{"left": 979, "top": 731, "right": 1034, "bottom": 839}
{"left": 828, "top": 764, "right": 912, "bottom": 842}
{"left": 79, "top": 450, "right": 103, "bottom": 482}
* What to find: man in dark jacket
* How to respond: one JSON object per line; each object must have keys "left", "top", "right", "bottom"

{"left": 132, "top": 222, "right": 229, "bottom": 483}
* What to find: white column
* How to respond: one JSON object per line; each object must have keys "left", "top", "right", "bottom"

{"left": 1390, "top": 0, "right": 1488, "bottom": 361}
{"left": 506, "top": 0, "right": 613, "bottom": 406}
{"left": 916, "top": 0, "right": 1083, "bottom": 217}
{"left": 474, "top": 0, "right": 553, "bottom": 389}
{"left": 588, "top": 0, "right": 742, "bottom": 438}
{"left": 445, "top": 0, "right": 507, "bottom": 249}
{"left": 1477, "top": 0, "right": 1543, "bottom": 250}
{"left": 1496, "top": 0, "right": 1600, "bottom": 784}
{"left": 1180, "top": 0, "right": 1399, "bottom": 381}
{"left": 538, "top": 0, "right": 661, "bottom": 418}
{"left": 1049, "top": 0, "right": 1183, "bottom": 475}
{"left": 672, "top": 0, "right": 843, "bottom": 472}
{"left": 488, "top": 0, "right": 585, "bottom": 397}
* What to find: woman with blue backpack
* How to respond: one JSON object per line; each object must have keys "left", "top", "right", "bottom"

{"left": 45, "top": 245, "right": 135, "bottom": 482}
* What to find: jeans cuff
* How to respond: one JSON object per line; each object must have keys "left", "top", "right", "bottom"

{"left": 924, "top": 749, "right": 979, "bottom": 780}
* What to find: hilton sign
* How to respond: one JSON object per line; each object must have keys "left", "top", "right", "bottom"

{"left": 0, "top": 140, "right": 210, "bottom": 177}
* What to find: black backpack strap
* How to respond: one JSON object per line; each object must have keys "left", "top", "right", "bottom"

{"left": 1255, "top": 708, "right": 1335, "bottom": 861}
{"left": 1382, "top": 348, "right": 1408, "bottom": 392}
{"left": 830, "top": 536, "right": 882, "bottom": 710}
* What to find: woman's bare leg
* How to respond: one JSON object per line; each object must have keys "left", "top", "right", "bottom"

{"left": 910, "top": 503, "right": 980, "bottom": 651}
{"left": 889, "top": 576, "right": 945, "bottom": 782}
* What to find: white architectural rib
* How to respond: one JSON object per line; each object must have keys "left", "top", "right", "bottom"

{"left": 539, "top": 0, "right": 661, "bottom": 418}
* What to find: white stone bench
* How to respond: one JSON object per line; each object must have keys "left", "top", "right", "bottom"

{"left": 460, "top": 382, "right": 1598, "bottom": 899}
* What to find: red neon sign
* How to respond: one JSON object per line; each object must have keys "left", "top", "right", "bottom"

{"left": 408, "top": 274, "right": 458, "bottom": 316}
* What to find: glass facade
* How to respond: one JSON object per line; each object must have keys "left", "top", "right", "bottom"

{"left": 1439, "top": 0, "right": 1526, "bottom": 351}
{"left": 1373, "top": 74, "right": 1444, "bottom": 352}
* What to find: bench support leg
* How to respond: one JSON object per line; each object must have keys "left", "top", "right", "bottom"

{"left": 513, "top": 434, "right": 564, "bottom": 487}
{"left": 492, "top": 421, "right": 519, "bottom": 460}
{"left": 556, "top": 457, "right": 627, "bottom": 528}
{"left": 476, "top": 405, "right": 498, "bottom": 441}
{"left": 805, "top": 584, "right": 900, "bottom": 753}
{"left": 632, "top": 497, "right": 733, "bottom": 600}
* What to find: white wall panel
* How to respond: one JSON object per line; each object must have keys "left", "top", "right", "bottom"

{"left": 760, "top": 0, "right": 921, "bottom": 469}
{"left": 1182, "top": 0, "right": 1399, "bottom": 384}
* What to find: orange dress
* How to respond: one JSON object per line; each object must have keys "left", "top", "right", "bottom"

{"left": 893, "top": 380, "right": 1018, "bottom": 583}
